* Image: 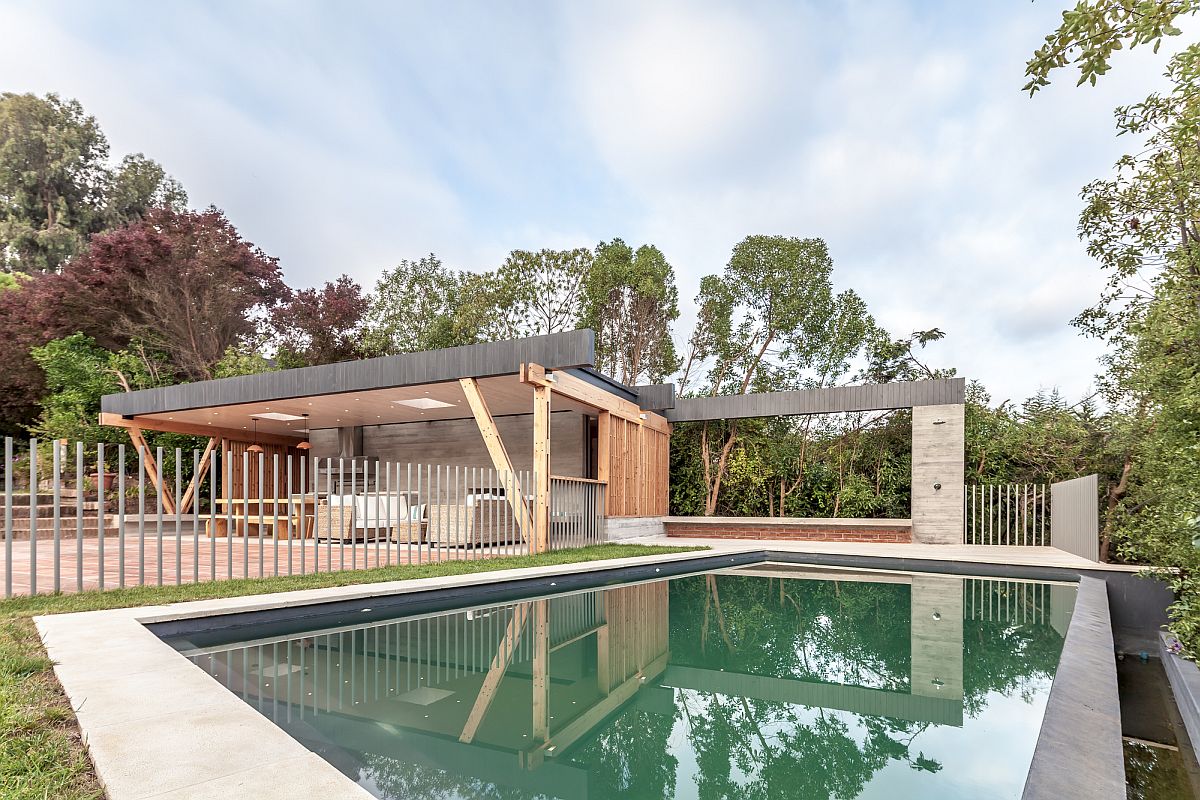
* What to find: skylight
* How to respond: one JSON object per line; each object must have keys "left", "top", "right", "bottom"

{"left": 251, "top": 412, "right": 306, "bottom": 421}
{"left": 392, "top": 397, "right": 456, "bottom": 410}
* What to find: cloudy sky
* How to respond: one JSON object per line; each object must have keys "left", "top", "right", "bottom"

{"left": 0, "top": 1, "right": 1183, "bottom": 402}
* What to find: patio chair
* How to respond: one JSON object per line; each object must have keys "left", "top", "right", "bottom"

{"left": 426, "top": 497, "right": 520, "bottom": 548}
{"left": 314, "top": 500, "right": 355, "bottom": 541}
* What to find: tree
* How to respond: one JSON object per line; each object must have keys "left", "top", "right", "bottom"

{"left": 0, "top": 92, "right": 184, "bottom": 272}
{"left": 364, "top": 253, "right": 496, "bottom": 352}
{"left": 681, "top": 236, "right": 879, "bottom": 514}
{"left": 1027, "top": 12, "right": 1200, "bottom": 647}
{"left": 58, "top": 206, "right": 288, "bottom": 380}
{"left": 581, "top": 238, "right": 680, "bottom": 385}
{"left": 272, "top": 274, "right": 370, "bottom": 367}
{"left": 212, "top": 343, "right": 278, "bottom": 378}
{"left": 105, "top": 154, "right": 187, "bottom": 225}
{"left": 1024, "top": 1, "right": 1198, "bottom": 94}
{"left": 28, "top": 333, "right": 166, "bottom": 445}
{"left": 862, "top": 328, "right": 950, "bottom": 383}
{"left": 494, "top": 247, "right": 591, "bottom": 338}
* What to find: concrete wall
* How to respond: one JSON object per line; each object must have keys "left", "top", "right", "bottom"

{"left": 910, "top": 575, "right": 964, "bottom": 700}
{"left": 309, "top": 411, "right": 590, "bottom": 478}
{"left": 602, "top": 516, "right": 666, "bottom": 541}
{"left": 911, "top": 404, "right": 965, "bottom": 544}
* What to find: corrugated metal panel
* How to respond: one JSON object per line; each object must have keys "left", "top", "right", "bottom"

{"left": 101, "top": 330, "right": 597, "bottom": 416}
{"left": 664, "top": 377, "right": 965, "bottom": 421}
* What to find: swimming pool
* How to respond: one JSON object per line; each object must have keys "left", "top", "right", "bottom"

{"left": 163, "top": 564, "right": 1076, "bottom": 799}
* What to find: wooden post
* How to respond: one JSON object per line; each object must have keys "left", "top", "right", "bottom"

{"left": 127, "top": 426, "right": 177, "bottom": 515}
{"left": 597, "top": 411, "right": 611, "bottom": 517}
{"left": 177, "top": 437, "right": 217, "bottom": 515}
{"left": 533, "top": 384, "right": 551, "bottom": 554}
{"left": 532, "top": 599, "right": 550, "bottom": 742}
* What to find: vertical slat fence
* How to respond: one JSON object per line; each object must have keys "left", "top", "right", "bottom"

{"left": 1, "top": 437, "right": 608, "bottom": 597}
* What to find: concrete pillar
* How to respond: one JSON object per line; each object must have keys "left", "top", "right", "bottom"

{"left": 911, "top": 404, "right": 965, "bottom": 544}
{"left": 910, "top": 574, "right": 964, "bottom": 700}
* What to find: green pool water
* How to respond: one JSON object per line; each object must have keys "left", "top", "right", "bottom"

{"left": 165, "top": 565, "right": 1076, "bottom": 800}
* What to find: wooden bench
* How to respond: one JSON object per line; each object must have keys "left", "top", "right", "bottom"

{"left": 202, "top": 513, "right": 313, "bottom": 539}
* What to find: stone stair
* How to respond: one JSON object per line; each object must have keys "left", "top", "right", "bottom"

{"left": 3, "top": 492, "right": 165, "bottom": 540}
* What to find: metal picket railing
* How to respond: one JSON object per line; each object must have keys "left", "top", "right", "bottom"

{"left": 963, "top": 482, "right": 1050, "bottom": 546}
{"left": 549, "top": 476, "right": 607, "bottom": 551}
{"left": 1, "top": 437, "right": 607, "bottom": 597}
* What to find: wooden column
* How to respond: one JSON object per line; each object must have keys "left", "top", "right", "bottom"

{"left": 532, "top": 599, "right": 550, "bottom": 742}
{"left": 597, "top": 411, "right": 611, "bottom": 516}
{"left": 533, "top": 383, "right": 551, "bottom": 554}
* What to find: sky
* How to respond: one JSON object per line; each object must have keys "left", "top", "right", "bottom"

{"left": 0, "top": 0, "right": 1186, "bottom": 403}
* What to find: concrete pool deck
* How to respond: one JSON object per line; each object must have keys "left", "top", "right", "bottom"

{"left": 37, "top": 544, "right": 1129, "bottom": 799}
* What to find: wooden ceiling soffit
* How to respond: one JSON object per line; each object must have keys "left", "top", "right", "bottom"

{"left": 98, "top": 412, "right": 304, "bottom": 447}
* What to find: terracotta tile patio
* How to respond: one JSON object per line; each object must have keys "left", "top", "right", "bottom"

{"left": 0, "top": 535, "right": 511, "bottom": 596}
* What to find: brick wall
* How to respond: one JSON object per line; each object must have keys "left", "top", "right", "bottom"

{"left": 664, "top": 522, "right": 912, "bottom": 543}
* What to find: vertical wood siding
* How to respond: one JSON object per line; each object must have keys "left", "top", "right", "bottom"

{"left": 604, "top": 416, "right": 669, "bottom": 517}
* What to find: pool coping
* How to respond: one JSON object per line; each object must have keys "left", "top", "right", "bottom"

{"left": 1020, "top": 575, "right": 1124, "bottom": 799}
{"left": 36, "top": 547, "right": 1123, "bottom": 800}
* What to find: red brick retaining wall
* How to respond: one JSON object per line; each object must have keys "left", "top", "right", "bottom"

{"left": 664, "top": 521, "right": 911, "bottom": 543}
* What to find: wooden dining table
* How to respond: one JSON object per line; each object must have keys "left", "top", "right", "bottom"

{"left": 207, "top": 497, "right": 318, "bottom": 539}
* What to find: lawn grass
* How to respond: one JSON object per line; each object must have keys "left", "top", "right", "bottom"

{"left": 0, "top": 542, "right": 704, "bottom": 800}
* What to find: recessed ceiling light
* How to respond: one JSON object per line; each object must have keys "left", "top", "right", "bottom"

{"left": 393, "top": 398, "right": 454, "bottom": 410}
{"left": 252, "top": 412, "right": 305, "bottom": 421}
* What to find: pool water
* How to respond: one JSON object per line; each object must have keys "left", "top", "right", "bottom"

{"left": 164, "top": 565, "right": 1076, "bottom": 800}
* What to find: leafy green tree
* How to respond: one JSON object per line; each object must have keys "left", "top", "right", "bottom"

{"left": 862, "top": 328, "right": 951, "bottom": 383}
{"left": 1027, "top": 12, "right": 1200, "bottom": 643}
{"left": 212, "top": 343, "right": 278, "bottom": 378}
{"left": 105, "top": 153, "right": 186, "bottom": 224}
{"left": 494, "top": 248, "right": 591, "bottom": 338}
{"left": 365, "top": 254, "right": 507, "bottom": 354}
{"left": 28, "top": 333, "right": 175, "bottom": 445}
{"left": 0, "top": 270, "right": 24, "bottom": 292}
{"left": 681, "top": 236, "right": 880, "bottom": 514}
{"left": 1024, "top": 0, "right": 1198, "bottom": 94}
{"left": 0, "top": 92, "right": 184, "bottom": 273}
{"left": 0, "top": 92, "right": 109, "bottom": 272}
{"left": 580, "top": 238, "right": 680, "bottom": 385}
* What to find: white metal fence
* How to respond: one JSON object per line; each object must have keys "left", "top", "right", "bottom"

{"left": 1, "top": 437, "right": 607, "bottom": 598}
{"left": 963, "top": 483, "right": 1051, "bottom": 546}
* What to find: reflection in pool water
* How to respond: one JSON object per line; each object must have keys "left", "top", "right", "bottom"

{"left": 166, "top": 566, "right": 1076, "bottom": 800}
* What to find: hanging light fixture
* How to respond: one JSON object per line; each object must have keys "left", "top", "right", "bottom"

{"left": 296, "top": 413, "right": 312, "bottom": 451}
{"left": 247, "top": 418, "right": 264, "bottom": 454}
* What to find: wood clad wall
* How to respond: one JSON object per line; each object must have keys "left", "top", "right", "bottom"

{"left": 602, "top": 581, "right": 669, "bottom": 686}
{"left": 221, "top": 441, "right": 307, "bottom": 499}
{"left": 601, "top": 414, "right": 669, "bottom": 517}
